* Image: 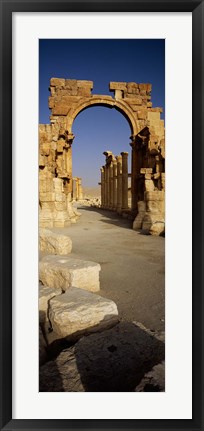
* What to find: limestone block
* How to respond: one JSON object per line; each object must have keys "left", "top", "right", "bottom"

{"left": 49, "top": 287, "right": 118, "bottom": 340}
{"left": 48, "top": 97, "right": 55, "bottom": 109}
{"left": 39, "top": 284, "right": 62, "bottom": 323}
{"left": 145, "top": 179, "right": 154, "bottom": 192}
{"left": 39, "top": 229, "right": 72, "bottom": 255}
{"left": 109, "top": 81, "right": 127, "bottom": 91}
{"left": 65, "top": 79, "right": 77, "bottom": 89}
{"left": 146, "top": 200, "right": 163, "bottom": 214}
{"left": 50, "top": 78, "right": 65, "bottom": 87}
{"left": 137, "top": 110, "right": 147, "bottom": 120}
{"left": 77, "top": 80, "right": 93, "bottom": 89}
{"left": 133, "top": 201, "right": 146, "bottom": 230}
{"left": 127, "top": 82, "right": 138, "bottom": 94}
{"left": 52, "top": 104, "right": 69, "bottom": 116}
{"left": 39, "top": 255, "right": 101, "bottom": 292}
{"left": 140, "top": 168, "right": 153, "bottom": 174}
{"left": 149, "top": 222, "right": 165, "bottom": 236}
{"left": 53, "top": 178, "right": 63, "bottom": 193}
{"left": 39, "top": 192, "right": 55, "bottom": 202}
{"left": 124, "top": 97, "right": 142, "bottom": 104}
{"left": 142, "top": 213, "right": 164, "bottom": 232}
{"left": 78, "top": 87, "right": 92, "bottom": 96}
{"left": 145, "top": 191, "right": 164, "bottom": 201}
{"left": 55, "top": 193, "right": 66, "bottom": 202}
{"left": 54, "top": 201, "right": 67, "bottom": 211}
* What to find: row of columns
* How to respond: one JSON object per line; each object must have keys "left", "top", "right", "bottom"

{"left": 72, "top": 177, "right": 83, "bottom": 200}
{"left": 100, "top": 151, "right": 129, "bottom": 213}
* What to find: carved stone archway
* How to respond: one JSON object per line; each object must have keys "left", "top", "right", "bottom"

{"left": 39, "top": 78, "right": 165, "bottom": 231}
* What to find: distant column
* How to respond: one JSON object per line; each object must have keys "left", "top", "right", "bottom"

{"left": 121, "top": 152, "right": 129, "bottom": 211}
{"left": 103, "top": 151, "right": 112, "bottom": 209}
{"left": 113, "top": 159, "right": 117, "bottom": 211}
{"left": 78, "top": 178, "right": 83, "bottom": 200}
{"left": 116, "top": 155, "right": 122, "bottom": 214}
{"left": 109, "top": 162, "right": 113, "bottom": 209}
{"left": 103, "top": 165, "right": 108, "bottom": 208}
{"left": 75, "top": 178, "right": 79, "bottom": 200}
{"left": 100, "top": 167, "right": 105, "bottom": 206}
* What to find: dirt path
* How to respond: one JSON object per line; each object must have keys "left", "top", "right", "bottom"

{"left": 52, "top": 206, "right": 165, "bottom": 332}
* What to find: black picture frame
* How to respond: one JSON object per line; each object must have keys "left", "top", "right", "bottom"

{"left": 0, "top": 1, "right": 203, "bottom": 430}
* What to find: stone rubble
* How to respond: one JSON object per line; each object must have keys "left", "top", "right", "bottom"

{"left": 48, "top": 286, "right": 119, "bottom": 341}
{"left": 39, "top": 255, "right": 101, "bottom": 292}
{"left": 39, "top": 228, "right": 72, "bottom": 255}
{"left": 39, "top": 321, "right": 165, "bottom": 392}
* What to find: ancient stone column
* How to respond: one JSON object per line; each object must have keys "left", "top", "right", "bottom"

{"left": 116, "top": 155, "right": 122, "bottom": 214}
{"left": 103, "top": 165, "right": 108, "bottom": 208}
{"left": 78, "top": 178, "right": 83, "bottom": 200}
{"left": 130, "top": 139, "right": 138, "bottom": 213}
{"left": 121, "top": 152, "right": 129, "bottom": 211}
{"left": 109, "top": 162, "right": 113, "bottom": 209}
{"left": 112, "top": 159, "right": 117, "bottom": 211}
{"left": 100, "top": 167, "right": 105, "bottom": 207}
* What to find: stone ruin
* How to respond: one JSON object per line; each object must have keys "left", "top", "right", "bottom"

{"left": 39, "top": 78, "right": 165, "bottom": 234}
{"left": 39, "top": 79, "right": 165, "bottom": 388}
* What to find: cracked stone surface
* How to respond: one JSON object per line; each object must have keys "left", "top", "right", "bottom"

{"left": 39, "top": 321, "right": 165, "bottom": 392}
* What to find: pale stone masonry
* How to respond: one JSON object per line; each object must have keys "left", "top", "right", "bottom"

{"left": 39, "top": 78, "right": 165, "bottom": 234}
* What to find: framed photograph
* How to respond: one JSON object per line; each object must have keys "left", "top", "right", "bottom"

{"left": 0, "top": 1, "right": 203, "bottom": 430}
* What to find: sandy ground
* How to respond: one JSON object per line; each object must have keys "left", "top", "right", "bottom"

{"left": 51, "top": 205, "right": 165, "bottom": 332}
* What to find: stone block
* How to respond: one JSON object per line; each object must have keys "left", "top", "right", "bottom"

{"left": 52, "top": 104, "right": 69, "bottom": 116}
{"left": 54, "top": 202, "right": 67, "bottom": 211}
{"left": 146, "top": 200, "right": 162, "bottom": 213}
{"left": 39, "top": 192, "right": 55, "bottom": 202}
{"left": 140, "top": 168, "right": 153, "bottom": 174}
{"left": 50, "top": 78, "right": 65, "bottom": 87}
{"left": 145, "top": 191, "right": 164, "bottom": 201}
{"left": 39, "top": 229, "right": 72, "bottom": 255}
{"left": 77, "top": 80, "right": 93, "bottom": 89}
{"left": 49, "top": 287, "right": 119, "bottom": 340}
{"left": 109, "top": 81, "right": 127, "bottom": 91}
{"left": 39, "top": 284, "right": 61, "bottom": 323}
{"left": 149, "top": 222, "right": 165, "bottom": 236}
{"left": 124, "top": 96, "right": 142, "bottom": 104}
{"left": 39, "top": 255, "right": 101, "bottom": 292}
{"left": 55, "top": 193, "right": 66, "bottom": 202}
{"left": 48, "top": 97, "right": 55, "bottom": 109}
{"left": 137, "top": 110, "right": 147, "bottom": 120}
{"left": 65, "top": 79, "right": 77, "bottom": 88}
{"left": 127, "top": 82, "right": 138, "bottom": 93}
{"left": 145, "top": 179, "right": 154, "bottom": 192}
{"left": 78, "top": 87, "right": 92, "bottom": 96}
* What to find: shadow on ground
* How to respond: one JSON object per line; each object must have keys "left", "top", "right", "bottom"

{"left": 77, "top": 205, "right": 133, "bottom": 230}
{"left": 39, "top": 321, "right": 165, "bottom": 392}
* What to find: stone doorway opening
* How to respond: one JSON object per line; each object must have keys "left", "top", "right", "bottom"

{"left": 72, "top": 105, "right": 132, "bottom": 208}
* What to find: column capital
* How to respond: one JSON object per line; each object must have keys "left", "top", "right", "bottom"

{"left": 121, "top": 151, "right": 128, "bottom": 157}
{"left": 103, "top": 150, "right": 112, "bottom": 157}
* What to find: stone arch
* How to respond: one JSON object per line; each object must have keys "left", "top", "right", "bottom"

{"left": 66, "top": 96, "right": 138, "bottom": 136}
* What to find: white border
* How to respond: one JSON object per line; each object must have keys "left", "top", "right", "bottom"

{"left": 12, "top": 12, "right": 192, "bottom": 419}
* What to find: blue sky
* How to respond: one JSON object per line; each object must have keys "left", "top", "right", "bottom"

{"left": 39, "top": 39, "right": 165, "bottom": 187}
